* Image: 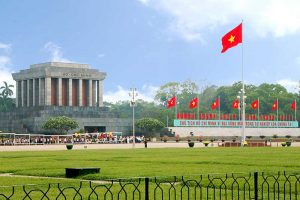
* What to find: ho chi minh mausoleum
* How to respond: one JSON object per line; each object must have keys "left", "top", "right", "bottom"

{"left": 0, "top": 62, "right": 131, "bottom": 134}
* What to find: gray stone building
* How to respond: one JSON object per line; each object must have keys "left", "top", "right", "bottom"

{"left": 0, "top": 62, "right": 131, "bottom": 134}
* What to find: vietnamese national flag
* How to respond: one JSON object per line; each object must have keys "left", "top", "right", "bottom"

{"left": 272, "top": 100, "right": 278, "bottom": 111}
{"left": 221, "top": 23, "right": 242, "bottom": 53}
{"left": 211, "top": 97, "right": 219, "bottom": 110}
{"left": 189, "top": 97, "right": 198, "bottom": 109}
{"left": 251, "top": 99, "right": 259, "bottom": 110}
{"left": 167, "top": 96, "right": 176, "bottom": 108}
{"left": 291, "top": 100, "right": 296, "bottom": 110}
{"left": 232, "top": 99, "right": 239, "bottom": 109}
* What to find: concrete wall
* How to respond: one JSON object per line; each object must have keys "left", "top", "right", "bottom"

{"left": 168, "top": 127, "right": 300, "bottom": 137}
{"left": 0, "top": 106, "right": 131, "bottom": 134}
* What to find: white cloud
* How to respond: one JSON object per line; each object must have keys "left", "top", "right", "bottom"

{"left": 295, "top": 57, "right": 300, "bottom": 65}
{"left": 277, "top": 79, "right": 299, "bottom": 93}
{"left": 44, "top": 42, "right": 72, "bottom": 62}
{"left": 97, "top": 53, "right": 105, "bottom": 58}
{"left": 139, "top": 0, "right": 300, "bottom": 41}
{"left": 0, "top": 42, "right": 11, "bottom": 50}
{"left": 104, "top": 85, "right": 158, "bottom": 103}
{"left": 0, "top": 55, "right": 15, "bottom": 97}
{"left": 138, "top": 0, "right": 150, "bottom": 5}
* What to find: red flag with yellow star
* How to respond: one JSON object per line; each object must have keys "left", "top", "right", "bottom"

{"left": 232, "top": 99, "right": 239, "bottom": 109}
{"left": 211, "top": 97, "right": 219, "bottom": 110}
{"left": 221, "top": 23, "right": 242, "bottom": 53}
{"left": 291, "top": 100, "right": 296, "bottom": 110}
{"left": 272, "top": 100, "right": 278, "bottom": 111}
{"left": 189, "top": 97, "right": 198, "bottom": 109}
{"left": 167, "top": 96, "right": 176, "bottom": 108}
{"left": 251, "top": 99, "right": 259, "bottom": 110}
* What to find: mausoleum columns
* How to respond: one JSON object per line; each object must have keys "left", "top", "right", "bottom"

{"left": 15, "top": 81, "right": 19, "bottom": 107}
{"left": 21, "top": 80, "right": 25, "bottom": 107}
{"left": 78, "top": 79, "right": 82, "bottom": 107}
{"left": 12, "top": 62, "right": 106, "bottom": 108}
{"left": 88, "top": 80, "right": 93, "bottom": 106}
{"left": 68, "top": 78, "right": 72, "bottom": 106}
{"left": 32, "top": 79, "right": 36, "bottom": 106}
{"left": 97, "top": 80, "right": 103, "bottom": 107}
{"left": 16, "top": 78, "right": 103, "bottom": 107}
{"left": 45, "top": 77, "right": 51, "bottom": 106}
{"left": 57, "top": 78, "right": 62, "bottom": 106}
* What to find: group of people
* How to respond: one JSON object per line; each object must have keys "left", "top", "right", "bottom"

{"left": 0, "top": 133, "right": 145, "bottom": 145}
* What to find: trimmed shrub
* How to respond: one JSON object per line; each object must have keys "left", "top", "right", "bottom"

{"left": 66, "top": 144, "right": 73, "bottom": 150}
{"left": 188, "top": 142, "right": 195, "bottom": 148}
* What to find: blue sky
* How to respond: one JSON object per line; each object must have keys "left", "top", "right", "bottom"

{"left": 1, "top": 0, "right": 300, "bottom": 102}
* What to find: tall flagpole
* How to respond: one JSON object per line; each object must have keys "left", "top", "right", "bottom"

{"left": 258, "top": 98, "right": 260, "bottom": 120}
{"left": 241, "top": 20, "right": 246, "bottom": 146}
{"left": 295, "top": 99, "right": 297, "bottom": 120}
{"left": 218, "top": 96, "right": 221, "bottom": 121}
{"left": 277, "top": 98, "right": 279, "bottom": 122}
{"left": 197, "top": 94, "right": 200, "bottom": 120}
{"left": 175, "top": 94, "right": 178, "bottom": 119}
{"left": 257, "top": 97, "right": 260, "bottom": 135}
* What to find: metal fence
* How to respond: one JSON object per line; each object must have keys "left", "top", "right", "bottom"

{"left": 0, "top": 171, "right": 299, "bottom": 199}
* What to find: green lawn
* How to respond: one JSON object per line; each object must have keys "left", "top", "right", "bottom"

{"left": 0, "top": 147, "right": 300, "bottom": 199}
{"left": 1, "top": 147, "right": 299, "bottom": 181}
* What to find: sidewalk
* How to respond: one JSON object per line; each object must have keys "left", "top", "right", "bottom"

{"left": 0, "top": 141, "right": 299, "bottom": 152}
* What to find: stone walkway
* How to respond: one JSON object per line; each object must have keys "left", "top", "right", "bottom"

{"left": 0, "top": 141, "right": 299, "bottom": 152}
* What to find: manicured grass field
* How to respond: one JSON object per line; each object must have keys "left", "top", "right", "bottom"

{"left": 1, "top": 147, "right": 300, "bottom": 184}
{"left": 1, "top": 147, "right": 300, "bottom": 199}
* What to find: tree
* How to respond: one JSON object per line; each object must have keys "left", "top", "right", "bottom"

{"left": 135, "top": 118, "right": 165, "bottom": 137}
{"left": 0, "top": 81, "right": 14, "bottom": 98}
{"left": 0, "top": 81, "right": 15, "bottom": 111}
{"left": 42, "top": 116, "right": 79, "bottom": 134}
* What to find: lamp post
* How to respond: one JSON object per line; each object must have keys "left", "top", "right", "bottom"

{"left": 129, "top": 88, "right": 137, "bottom": 148}
{"left": 237, "top": 88, "right": 247, "bottom": 146}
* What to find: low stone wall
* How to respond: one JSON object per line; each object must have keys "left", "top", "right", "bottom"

{"left": 168, "top": 127, "right": 300, "bottom": 137}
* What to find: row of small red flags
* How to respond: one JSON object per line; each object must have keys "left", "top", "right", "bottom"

{"left": 177, "top": 113, "right": 295, "bottom": 121}
{"left": 168, "top": 96, "right": 297, "bottom": 111}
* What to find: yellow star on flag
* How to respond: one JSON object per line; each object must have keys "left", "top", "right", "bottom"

{"left": 228, "top": 35, "right": 235, "bottom": 43}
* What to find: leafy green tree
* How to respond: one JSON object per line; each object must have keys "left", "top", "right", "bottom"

{"left": 135, "top": 118, "right": 165, "bottom": 137}
{"left": 105, "top": 80, "right": 299, "bottom": 126}
{"left": 107, "top": 99, "right": 172, "bottom": 126}
{"left": 42, "top": 116, "right": 79, "bottom": 134}
{"left": 0, "top": 81, "right": 15, "bottom": 111}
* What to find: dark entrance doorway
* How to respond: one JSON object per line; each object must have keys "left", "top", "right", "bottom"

{"left": 84, "top": 126, "right": 106, "bottom": 133}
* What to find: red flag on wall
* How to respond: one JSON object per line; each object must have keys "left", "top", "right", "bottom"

{"left": 221, "top": 23, "right": 243, "bottom": 53}
{"left": 232, "top": 99, "right": 239, "bottom": 109}
{"left": 272, "top": 100, "right": 278, "bottom": 111}
{"left": 167, "top": 96, "right": 176, "bottom": 108}
{"left": 211, "top": 97, "right": 219, "bottom": 110}
{"left": 233, "top": 114, "right": 237, "bottom": 120}
{"left": 251, "top": 99, "right": 259, "bottom": 110}
{"left": 189, "top": 97, "right": 198, "bottom": 109}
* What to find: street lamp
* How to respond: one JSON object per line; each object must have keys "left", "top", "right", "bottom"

{"left": 238, "top": 89, "right": 247, "bottom": 146}
{"left": 129, "top": 88, "right": 138, "bottom": 148}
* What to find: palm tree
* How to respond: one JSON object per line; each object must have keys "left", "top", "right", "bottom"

{"left": 0, "top": 81, "right": 14, "bottom": 98}
{"left": 0, "top": 81, "right": 15, "bottom": 111}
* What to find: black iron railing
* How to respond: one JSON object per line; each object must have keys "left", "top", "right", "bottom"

{"left": 0, "top": 171, "right": 299, "bottom": 199}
